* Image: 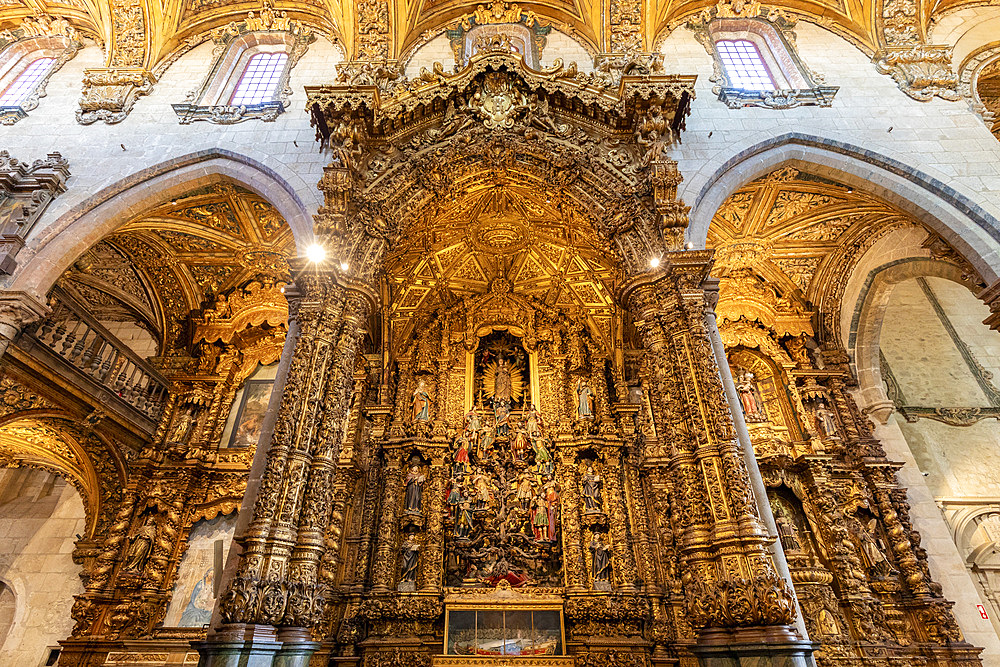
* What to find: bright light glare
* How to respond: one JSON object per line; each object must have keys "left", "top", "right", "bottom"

{"left": 649, "top": 257, "right": 661, "bottom": 268}
{"left": 306, "top": 243, "right": 326, "bottom": 263}
{"left": 340, "top": 261, "right": 350, "bottom": 271}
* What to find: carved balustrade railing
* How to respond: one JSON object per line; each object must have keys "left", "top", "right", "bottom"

{"left": 23, "top": 286, "right": 168, "bottom": 422}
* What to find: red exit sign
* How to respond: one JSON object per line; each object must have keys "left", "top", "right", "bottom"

{"left": 978, "top": 604, "right": 990, "bottom": 620}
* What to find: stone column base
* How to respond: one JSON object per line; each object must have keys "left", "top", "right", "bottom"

{"left": 194, "top": 624, "right": 282, "bottom": 667}
{"left": 274, "top": 627, "right": 320, "bottom": 667}
{"left": 691, "top": 626, "right": 816, "bottom": 667}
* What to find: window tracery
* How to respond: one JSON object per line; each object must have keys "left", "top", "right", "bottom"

{"left": 171, "top": 6, "right": 316, "bottom": 125}
{"left": 0, "top": 30, "right": 81, "bottom": 125}
{"left": 686, "top": 7, "right": 838, "bottom": 109}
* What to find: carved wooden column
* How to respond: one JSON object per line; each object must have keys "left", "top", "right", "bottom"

{"left": 557, "top": 449, "right": 587, "bottom": 592}
{"left": 419, "top": 453, "right": 447, "bottom": 593}
{"left": 604, "top": 446, "right": 638, "bottom": 593}
{"left": 205, "top": 268, "right": 375, "bottom": 663}
{"left": 371, "top": 462, "right": 404, "bottom": 593}
{"left": 620, "top": 253, "right": 812, "bottom": 663}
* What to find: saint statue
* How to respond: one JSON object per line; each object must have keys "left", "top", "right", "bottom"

{"left": 123, "top": 519, "right": 156, "bottom": 574}
{"left": 400, "top": 534, "right": 419, "bottom": 583}
{"left": 494, "top": 402, "right": 510, "bottom": 437}
{"left": 814, "top": 402, "right": 839, "bottom": 437}
{"left": 511, "top": 426, "right": 529, "bottom": 461}
{"left": 411, "top": 380, "right": 431, "bottom": 422}
{"left": 471, "top": 468, "right": 493, "bottom": 510}
{"left": 582, "top": 466, "right": 603, "bottom": 513}
{"left": 465, "top": 406, "right": 482, "bottom": 438}
{"left": 576, "top": 379, "right": 595, "bottom": 419}
{"left": 735, "top": 371, "right": 765, "bottom": 422}
{"left": 169, "top": 409, "right": 196, "bottom": 444}
{"left": 453, "top": 437, "right": 471, "bottom": 476}
{"left": 855, "top": 518, "right": 894, "bottom": 578}
{"left": 455, "top": 500, "right": 474, "bottom": 539}
{"left": 533, "top": 437, "right": 553, "bottom": 476}
{"left": 515, "top": 471, "right": 534, "bottom": 510}
{"left": 590, "top": 535, "right": 611, "bottom": 583}
{"left": 531, "top": 495, "right": 549, "bottom": 541}
{"left": 524, "top": 404, "right": 543, "bottom": 436}
{"left": 775, "top": 514, "right": 802, "bottom": 553}
{"left": 447, "top": 478, "right": 464, "bottom": 520}
{"left": 543, "top": 478, "right": 559, "bottom": 541}
{"left": 404, "top": 465, "right": 425, "bottom": 514}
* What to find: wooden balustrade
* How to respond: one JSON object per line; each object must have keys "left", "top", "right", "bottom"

{"left": 27, "top": 287, "right": 168, "bottom": 422}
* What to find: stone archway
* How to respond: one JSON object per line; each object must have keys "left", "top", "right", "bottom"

{"left": 683, "top": 133, "right": 1000, "bottom": 285}
{"left": 9, "top": 149, "right": 315, "bottom": 302}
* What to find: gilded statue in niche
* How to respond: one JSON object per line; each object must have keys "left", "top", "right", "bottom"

{"left": 474, "top": 330, "right": 531, "bottom": 419}
{"left": 735, "top": 369, "right": 767, "bottom": 423}
{"left": 412, "top": 379, "right": 431, "bottom": 422}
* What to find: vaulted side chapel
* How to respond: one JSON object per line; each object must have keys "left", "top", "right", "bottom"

{"left": 2, "top": 0, "right": 1000, "bottom": 666}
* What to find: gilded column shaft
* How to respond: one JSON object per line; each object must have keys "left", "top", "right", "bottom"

{"left": 621, "top": 260, "right": 797, "bottom": 633}
{"left": 419, "top": 458, "right": 446, "bottom": 592}
{"left": 371, "top": 465, "right": 404, "bottom": 592}
{"left": 557, "top": 451, "right": 587, "bottom": 592}
{"left": 604, "top": 447, "right": 638, "bottom": 593}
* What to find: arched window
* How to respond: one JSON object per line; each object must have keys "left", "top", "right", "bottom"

{"left": 172, "top": 19, "right": 321, "bottom": 125}
{"left": 0, "top": 32, "right": 79, "bottom": 124}
{"left": 229, "top": 52, "right": 288, "bottom": 106}
{"left": 0, "top": 57, "right": 55, "bottom": 106}
{"left": 687, "top": 13, "right": 839, "bottom": 109}
{"left": 715, "top": 39, "right": 775, "bottom": 91}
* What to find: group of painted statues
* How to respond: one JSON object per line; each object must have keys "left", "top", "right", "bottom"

{"left": 442, "top": 403, "right": 563, "bottom": 587}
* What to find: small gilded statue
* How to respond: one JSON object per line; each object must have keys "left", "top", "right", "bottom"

{"left": 581, "top": 465, "right": 603, "bottom": 513}
{"left": 590, "top": 535, "right": 612, "bottom": 587}
{"left": 735, "top": 371, "right": 766, "bottom": 422}
{"left": 404, "top": 465, "right": 425, "bottom": 515}
{"left": 411, "top": 379, "right": 431, "bottom": 422}
{"left": 399, "top": 534, "right": 420, "bottom": 588}
{"left": 123, "top": 518, "right": 157, "bottom": 574}
{"left": 576, "top": 378, "right": 595, "bottom": 419}
{"left": 775, "top": 513, "right": 802, "bottom": 553}
{"left": 856, "top": 518, "right": 895, "bottom": 579}
{"left": 814, "top": 401, "right": 839, "bottom": 438}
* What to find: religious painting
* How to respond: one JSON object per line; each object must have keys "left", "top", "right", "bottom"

{"left": 473, "top": 329, "right": 531, "bottom": 417}
{"left": 227, "top": 379, "right": 273, "bottom": 448}
{"left": 445, "top": 608, "right": 564, "bottom": 656}
{"left": 163, "top": 513, "right": 236, "bottom": 627}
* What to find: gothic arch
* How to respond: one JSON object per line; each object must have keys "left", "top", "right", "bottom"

{"left": 9, "top": 150, "right": 315, "bottom": 300}
{"left": 683, "top": 133, "right": 1000, "bottom": 284}
{"left": 849, "top": 258, "right": 969, "bottom": 418}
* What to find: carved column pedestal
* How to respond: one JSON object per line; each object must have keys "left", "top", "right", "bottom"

{"left": 193, "top": 625, "right": 283, "bottom": 667}
{"left": 691, "top": 626, "right": 814, "bottom": 667}
{"left": 273, "top": 627, "right": 321, "bottom": 667}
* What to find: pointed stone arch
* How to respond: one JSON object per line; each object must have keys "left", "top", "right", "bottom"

{"left": 684, "top": 133, "right": 1000, "bottom": 285}
{"left": 8, "top": 150, "right": 315, "bottom": 302}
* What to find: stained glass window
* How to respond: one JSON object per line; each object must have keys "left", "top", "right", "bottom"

{"left": 716, "top": 39, "right": 776, "bottom": 91}
{"left": 229, "top": 52, "right": 288, "bottom": 106}
{"left": 0, "top": 57, "right": 55, "bottom": 106}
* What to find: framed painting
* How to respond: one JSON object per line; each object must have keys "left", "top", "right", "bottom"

{"left": 227, "top": 379, "right": 273, "bottom": 448}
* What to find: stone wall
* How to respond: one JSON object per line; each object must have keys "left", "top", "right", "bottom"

{"left": 0, "top": 468, "right": 85, "bottom": 667}
{"left": 1, "top": 23, "right": 1000, "bottom": 295}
